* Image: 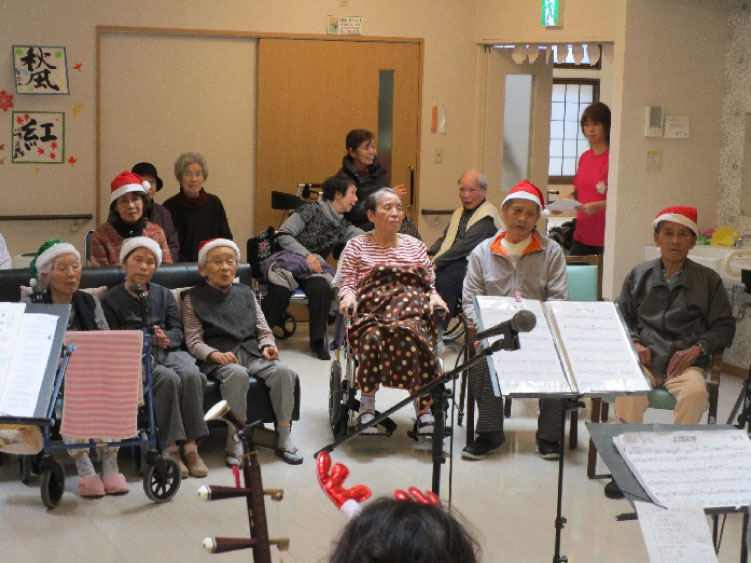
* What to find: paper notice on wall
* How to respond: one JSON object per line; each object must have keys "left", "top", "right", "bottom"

{"left": 326, "top": 15, "right": 363, "bottom": 35}
{"left": 635, "top": 501, "right": 717, "bottom": 563}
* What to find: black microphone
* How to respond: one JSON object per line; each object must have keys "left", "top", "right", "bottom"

{"left": 473, "top": 309, "right": 537, "bottom": 341}
{"left": 128, "top": 282, "right": 145, "bottom": 296}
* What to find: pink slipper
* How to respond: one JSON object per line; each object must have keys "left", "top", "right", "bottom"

{"left": 101, "top": 472, "right": 129, "bottom": 495}
{"left": 78, "top": 474, "right": 105, "bottom": 497}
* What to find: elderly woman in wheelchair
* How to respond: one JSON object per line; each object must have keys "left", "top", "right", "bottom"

{"left": 337, "top": 188, "right": 447, "bottom": 436}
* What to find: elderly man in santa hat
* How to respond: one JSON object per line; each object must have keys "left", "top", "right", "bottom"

{"left": 461, "top": 179, "right": 569, "bottom": 461}
{"left": 605, "top": 206, "right": 735, "bottom": 498}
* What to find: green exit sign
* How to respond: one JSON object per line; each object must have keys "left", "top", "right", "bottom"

{"left": 542, "top": 0, "right": 559, "bottom": 26}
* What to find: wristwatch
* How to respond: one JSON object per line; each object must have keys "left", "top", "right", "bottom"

{"left": 696, "top": 341, "right": 709, "bottom": 356}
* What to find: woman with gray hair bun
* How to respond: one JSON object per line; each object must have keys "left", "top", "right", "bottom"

{"left": 162, "top": 152, "right": 233, "bottom": 262}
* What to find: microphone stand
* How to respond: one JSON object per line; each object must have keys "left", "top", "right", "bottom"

{"left": 314, "top": 332, "right": 520, "bottom": 497}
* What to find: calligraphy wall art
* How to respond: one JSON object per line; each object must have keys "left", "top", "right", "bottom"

{"left": 12, "top": 111, "right": 65, "bottom": 163}
{"left": 13, "top": 45, "right": 70, "bottom": 95}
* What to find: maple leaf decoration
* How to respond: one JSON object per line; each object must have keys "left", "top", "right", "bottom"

{"left": 24, "top": 113, "right": 29, "bottom": 120}
{"left": 73, "top": 63, "right": 82, "bottom": 71}
{"left": 50, "top": 141, "right": 58, "bottom": 150}
{"left": 50, "top": 152, "right": 56, "bottom": 160}
{"left": 37, "top": 147, "right": 45, "bottom": 155}
{"left": 0, "top": 144, "right": 4, "bottom": 151}
{"left": 68, "top": 156, "right": 77, "bottom": 165}
{"left": 16, "top": 116, "right": 23, "bottom": 125}
{"left": 0, "top": 90, "right": 13, "bottom": 112}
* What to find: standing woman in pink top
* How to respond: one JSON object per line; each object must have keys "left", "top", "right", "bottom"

{"left": 570, "top": 102, "right": 610, "bottom": 256}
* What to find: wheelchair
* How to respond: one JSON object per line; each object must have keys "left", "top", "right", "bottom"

{"left": 328, "top": 309, "right": 448, "bottom": 441}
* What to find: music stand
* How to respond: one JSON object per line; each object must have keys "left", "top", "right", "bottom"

{"left": 473, "top": 296, "right": 652, "bottom": 563}
{"left": 0, "top": 303, "right": 70, "bottom": 425}
{"left": 587, "top": 422, "right": 749, "bottom": 563}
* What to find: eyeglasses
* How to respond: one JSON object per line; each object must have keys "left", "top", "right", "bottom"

{"left": 207, "top": 258, "right": 237, "bottom": 267}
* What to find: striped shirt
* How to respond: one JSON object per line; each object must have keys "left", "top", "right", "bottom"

{"left": 338, "top": 233, "right": 435, "bottom": 299}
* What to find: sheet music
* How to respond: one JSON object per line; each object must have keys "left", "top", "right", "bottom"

{"left": 545, "top": 301, "right": 650, "bottom": 394}
{"left": 614, "top": 430, "right": 751, "bottom": 509}
{"left": 475, "top": 296, "right": 572, "bottom": 395}
{"left": 0, "top": 302, "right": 26, "bottom": 399}
{"left": 635, "top": 501, "right": 717, "bottom": 563}
{"left": 0, "top": 313, "right": 58, "bottom": 417}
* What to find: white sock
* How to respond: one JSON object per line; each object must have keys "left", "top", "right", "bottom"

{"left": 226, "top": 424, "right": 242, "bottom": 453}
{"left": 74, "top": 453, "right": 96, "bottom": 478}
{"left": 100, "top": 450, "right": 119, "bottom": 476}
{"left": 277, "top": 425, "right": 293, "bottom": 450}
{"left": 359, "top": 395, "right": 375, "bottom": 414}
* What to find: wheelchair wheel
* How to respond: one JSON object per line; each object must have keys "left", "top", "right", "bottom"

{"left": 143, "top": 457, "right": 181, "bottom": 503}
{"left": 273, "top": 311, "right": 297, "bottom": 340}
{"left": 40, "top": 460, "right": 65, "bottom": 509}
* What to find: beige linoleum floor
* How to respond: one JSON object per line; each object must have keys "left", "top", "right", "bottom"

{"left": 0, "top": 328, "right": 747, "bottom": 562}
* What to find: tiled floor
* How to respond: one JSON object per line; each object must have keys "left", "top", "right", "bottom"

{"left": 0, "top": 328, "right": 748, "bottom": 562}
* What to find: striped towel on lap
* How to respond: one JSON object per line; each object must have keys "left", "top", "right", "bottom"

{"left": 61, "top": 330, "right": 143, "bottom": 440}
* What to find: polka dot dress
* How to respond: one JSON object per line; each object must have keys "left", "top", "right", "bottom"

{"left": 348, "top": 265, "right": 439, "bottom": 411}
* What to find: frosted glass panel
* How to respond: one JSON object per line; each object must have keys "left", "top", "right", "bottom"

{"left": 552, "top": 83, "right": 566, "bottom": 102}
{"left": 549, "top": 158, "right": 563, "bottom": 176}
{"left": 562, "top": 158, "right": 577, "bottom": 176}
{"left": 550, "top": 121, "right": 563, "bottom": 139}
{"left": 502, "top": 74, "right": 532, "bottom": 193}
{"left": 549, "top": 139, "right": 563, "bottom": 157}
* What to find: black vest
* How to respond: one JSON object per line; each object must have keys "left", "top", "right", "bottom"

{"left": 188, "top": 282, "right": 261, "bottom": 365}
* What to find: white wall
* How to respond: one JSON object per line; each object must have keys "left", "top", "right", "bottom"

{"left": 0, "top": 0, "right": 480, "bottom": 257}
{"left": 606, "top": 0, "right": 729, "bottom": 297}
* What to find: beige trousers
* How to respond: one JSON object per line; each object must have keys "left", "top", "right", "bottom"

{"left": 614, "top": 366, "right": 707, "bottom": 425}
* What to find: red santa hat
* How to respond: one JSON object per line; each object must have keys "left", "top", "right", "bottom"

{"left": 110, "top": 170, "right": 149, "bottom": 205}
{"left": 198, "top": 238, "right": 241, "bottom": 266}
{"left": 652, "top": 206, "right": 698, "bottom": 236}
{"left": 119, "top": 236, "right": 163, "bottom": 268}
{"left": 502, "top": 180, "right": 547, "bottom": 216}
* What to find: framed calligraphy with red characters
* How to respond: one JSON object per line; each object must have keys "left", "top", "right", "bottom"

{"left": 13, "top": 45, "right": 70, "bottom": 95}
{"left": 12, "top": 111, "right": 65, "bottom": 164}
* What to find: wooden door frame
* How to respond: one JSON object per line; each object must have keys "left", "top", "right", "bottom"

{"left": 96, "top": 25, "right": 423, "bottom": 225}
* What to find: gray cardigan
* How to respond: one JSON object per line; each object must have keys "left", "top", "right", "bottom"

{"left": 462, "top": 229, "right": 568, "bottom": 324}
